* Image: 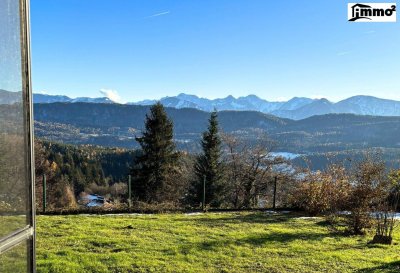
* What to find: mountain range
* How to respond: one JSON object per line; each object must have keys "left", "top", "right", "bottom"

{"left": 0, "top": 90, "right": 114, "bottom": 105}
{"left": 33, "top": 93, "right": 114, "bottom": 104}
{"left": 131, "top": 93, "right": 400, "bottom": 120}
{"left": 0, "top": 89, "right": 21, "bottom": 104}
{"left": 2, "top": 89, "right": 400, "bottom": 120}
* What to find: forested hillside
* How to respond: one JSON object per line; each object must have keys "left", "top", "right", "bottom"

{"left": 34, "top": 141, "right": 137, "bottom": 210}
{"left": 32, "top": 103, "right": 400, "bottom": 162}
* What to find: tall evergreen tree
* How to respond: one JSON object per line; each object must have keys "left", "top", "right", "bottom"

{"left": 131, "top": 103, "right": 178, "bottom": 203}
{"left": 191, "top": 111, "right": 225, "bottom": 207}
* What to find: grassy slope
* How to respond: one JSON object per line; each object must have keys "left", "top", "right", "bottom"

{"left": 36, "top": 212, "right": 400, "bottom": 273}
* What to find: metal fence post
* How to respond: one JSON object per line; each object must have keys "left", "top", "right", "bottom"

{"left": 273, "top": 176, "right": 277, "bottom": 210}
{"left": 43, "top": 174, "right": 47, "bottom": 213}
{"left": 202, "top": 175, "right": 206, "bottom": 212}
{"left": 128, "top": 175, "right": 132, "bottom": 207}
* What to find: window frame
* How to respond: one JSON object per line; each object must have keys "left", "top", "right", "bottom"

{"left": 0, "top": 0, "right": 35, "bottom": 272}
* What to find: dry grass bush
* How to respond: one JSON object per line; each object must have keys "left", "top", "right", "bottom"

{"left": 291, "top": 154, "right": 393, "bottom": 236}
{"left": 85, "top": 182, "right": 127, "bottom": 199}
{"left": 291, "top": 164, "right": 350, "bottom": 216}
{"left": 346, "top": 155, "right": 389, "bottom": 235}
{"left": 53, "top": 183, "right": 78, "bottom": 209}
{"left": 370, "top": 169, "right": 400, "bottom": 244}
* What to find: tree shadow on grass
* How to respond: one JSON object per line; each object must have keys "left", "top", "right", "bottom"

{"left": 180, "top": 230, "right": 329, "bottom": 255}
{"left": 356, "top": 261, "right": 400, "bottom": 273}
{"left": 176, "top": 212, "right": 339, "bottom": 255}
{"left": 241, "top": 230, "right": 327, "bottom": 245}
{"left": 178, "top": 212, "right": 297, "bottom": 226}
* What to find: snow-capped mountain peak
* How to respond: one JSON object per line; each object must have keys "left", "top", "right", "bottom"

{"left": 10, "top": 91, "right": 400, "bottom": 120}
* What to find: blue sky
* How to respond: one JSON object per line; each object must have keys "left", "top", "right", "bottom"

{"left": 30, "top": 0, "right": 399, "bottom": 103}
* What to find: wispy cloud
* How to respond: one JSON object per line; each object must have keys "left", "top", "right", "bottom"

{"left": 336, "top": 51, "right": 351, "bottom": 56}
{"left": 146, "top": 11, "right": 170, "bottom": 19}
{"left": 310, "top": 94, "right": 343, "bottom": 102}
{"left": 99, "top": 89, "right": 123, "bottom": 103}
{"left": 364, "top": 30, "right": 376, "bottom": 34}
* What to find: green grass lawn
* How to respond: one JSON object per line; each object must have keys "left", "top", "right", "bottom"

{"left": 36, "top": 212, "right": 400, "bottom": 273}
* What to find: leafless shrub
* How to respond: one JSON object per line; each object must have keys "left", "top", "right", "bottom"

{"left": 291, "top": 164, "right": 350, "bottom": 216}
{"left": 371, "top": 169, "right": 400, "bottom": 244}
{"left": 222, "top": 133, "right": 285, "bottom": 209}
{"left": 346, "top": 154, "right": 389, "bottom": 235}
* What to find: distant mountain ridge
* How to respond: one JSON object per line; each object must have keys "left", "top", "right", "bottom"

{"left": 0, "top": 89, "right": 21, "bottom": 104}
{"left": 129, "top": 93, "right": 313, "bottom": 114}
{"left": 34, "top": 93, "right": 114, "bottom": 104}
{"left": 2, "top": 90, "right": 400, "bottom": 119}
{"left": 131, "top": 93, "right": 400, "bottom": 119}
{"left": 0, "top": 90, "right": 115, "bottom": 104}
{"left": 31, "top": 92, "right": 400, "bottom": 119}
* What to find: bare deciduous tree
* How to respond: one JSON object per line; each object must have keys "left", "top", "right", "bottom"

{"left": 222, "top": 133, "right": 285, "bottom": 209}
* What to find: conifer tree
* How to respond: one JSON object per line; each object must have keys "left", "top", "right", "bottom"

{"left": 131, "top": 102, "right": 178, "bottom": 203}
{"left": 191, "top": 111, "right": 225, "bottom": 207}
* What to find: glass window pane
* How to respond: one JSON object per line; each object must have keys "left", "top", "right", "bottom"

{"left": 0, "top": 0, "right": 29, "bottom": 236}
{"left": 0, "top": 240, "right": 27, "bottom": 272}
{"left": 0, "top": 216, "right": 27, "bottom": 239}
